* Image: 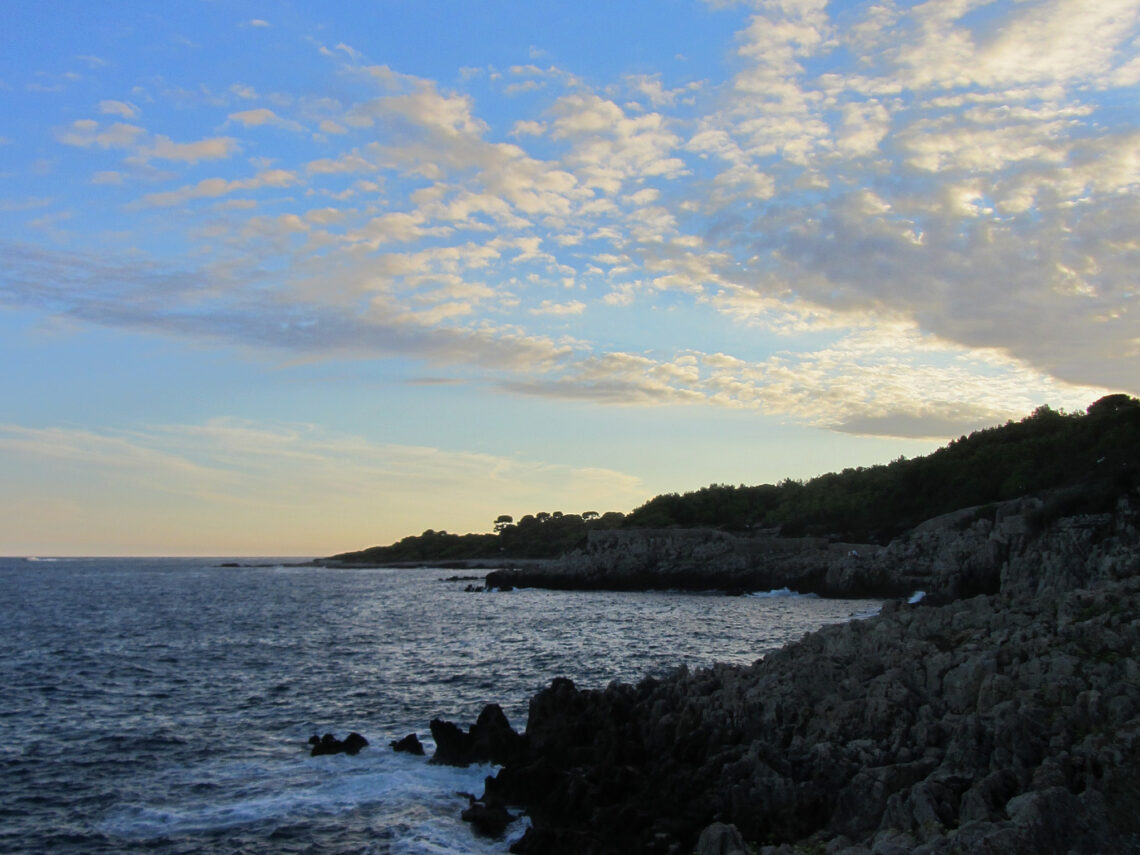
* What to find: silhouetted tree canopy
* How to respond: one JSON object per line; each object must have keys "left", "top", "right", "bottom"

{"left": 327, "top": 396, "right": 1140, "bottom": 563}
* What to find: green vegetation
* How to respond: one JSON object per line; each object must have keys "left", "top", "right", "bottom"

{"left": 326, "top": 510, "right": 627, "bottom": 563}
{"left": 326, "top": 395, "right": 1140, "bottom": 563}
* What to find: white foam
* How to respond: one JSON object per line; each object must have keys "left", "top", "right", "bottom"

{"left": 98, "top": 749, "right": 518, "bottom": 853}
{"left": 908, "top": 590, "right": 926, "bottom": 604}
{"left": 749, "top": 587, "right": 819, "bottom": 599}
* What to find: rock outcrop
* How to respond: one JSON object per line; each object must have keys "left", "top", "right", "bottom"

{"left": 308, "top": 731, "right": 368, "bottom": 756}
{"left": 478, "top": 577, "right": 1140, "bottom": 854}
{"left": 487, "top": 494, "right": 1140, "bottom": 601}
{"left": 429, "top": 703, "right": 526, "bottom": 767}
{"left": 389, "top": 733, "right": 425, "bottom": 755}
{"left": 454, "top": 496, "right": 1140, "bottom": 853}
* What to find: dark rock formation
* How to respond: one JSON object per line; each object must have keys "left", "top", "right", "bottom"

{"left": 308, "top": 731, "right": 368, "bottom": 756}
{"left": 461, "top": 798, "right": 518, "bottom": 837}
{"left": 429, "top": 703, "right": 526, "bottom": 767}
{"left": 389, "top": 733, "right": 425, "bottom": 755}
{"left": 426, "top": 497, "right": 1140, "bottom": 852}
{"left": 487, "top": 494, "right": 1140, "bottom": 601}
{"left": 484, "top": 575, "right": 1140, "bottom": 853}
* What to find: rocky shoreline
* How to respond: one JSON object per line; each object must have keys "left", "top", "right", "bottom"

{"left": 486, "top": 491, "right": 1138, "bottom": 603}
{"left": 421, "top": 495, "right": 1140, "bottom": 853}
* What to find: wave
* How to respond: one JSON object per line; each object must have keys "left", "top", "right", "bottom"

{"left": 748, "top": 587, "right": 820, "bottom": 599}
{"left": 98, "top": 752, "right": 518, "bottom": 853}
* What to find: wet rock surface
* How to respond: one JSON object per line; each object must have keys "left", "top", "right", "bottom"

{"left": 308, "top": 731, "right": 368, "bottom": 756}
{"left": 389, "top": 733, "right": 425, "bottom": 755}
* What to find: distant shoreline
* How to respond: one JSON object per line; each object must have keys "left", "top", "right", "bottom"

{"left": 307, "top": 557, "right": 556, "bottom": 571}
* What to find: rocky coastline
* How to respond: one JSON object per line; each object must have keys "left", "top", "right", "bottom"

{"left": 486, "top": 490, "right": 1137, "bottom": 603}
{"left": 423, "top": 495, "right": 1140, "bottom": 853}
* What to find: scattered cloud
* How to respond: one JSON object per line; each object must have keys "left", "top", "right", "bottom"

{"left": 228, "top": 108, "right": 306, "bottom": 132}
{"left": 140, "top": 135, "right": 240, "bottom": 163}
{"left": 530, "top": 299, "right": 586, "bottom": 316}
{"left": 99, "top": 100, "right": 139, "bottom": 119}
{"left": 135, "top": 168, "right": 297, "bottom": 206}
{"left": 6, "top": 0, "right": 1138, "bottom": 449}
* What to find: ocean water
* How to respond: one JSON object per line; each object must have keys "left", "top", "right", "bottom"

{"left": 0, "top": 557, "right": 880, "bottom": 854}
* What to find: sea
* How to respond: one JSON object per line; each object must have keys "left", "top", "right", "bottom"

{"left": 0, "top": 557, "right": 881, "bottom": 854}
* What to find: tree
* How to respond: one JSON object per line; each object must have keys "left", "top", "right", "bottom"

{"left": 493, "top": 514, "right": 514, "bottom": 533}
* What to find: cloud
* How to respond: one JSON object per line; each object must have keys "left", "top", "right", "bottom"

{"left": 98, "top": 100, "right": 139, "bottom": 119}
{"left": 27, "top": 71, "right": 81, "bottom": 92}
{"left": 549, "top": 93, "right": 687, "bottom": 194}
{"left": 136, "top": 169, "right": 298, "bottom": 206}
{"left": 56, "top": 119, "right": 145, "bottom": 149}
{"left": 228, "top": 108, "right": 306, "bottom": 132}
{"left": 55, "top": 119, "right": 238, "bottom": 168}
{"left": 12, "top": 0, "right": 1140, "bottom": 449}
{"left": 530, "top": 300, "right": 586, "bottom": 316}
{"left": 893, "top": 0, "right": 1140, "bottom": 91}
{"left": 140, "top": 135, "right": 240, "bottom": 163}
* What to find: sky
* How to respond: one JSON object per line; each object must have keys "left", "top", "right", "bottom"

{"left": 1, "top": 0, "right": 1137, "bottom": 556}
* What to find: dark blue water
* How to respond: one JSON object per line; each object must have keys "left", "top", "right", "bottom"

{"left": 0, "top": 557, "right": 879, "bottom": 854}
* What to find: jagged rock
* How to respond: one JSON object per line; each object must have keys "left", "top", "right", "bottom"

{"left": 309, "top": 731, "right": 368, "bottom": 756}
{"left": 464, "top": 572, "right": 1140, "bottom": 853}
{"left": 389, "top": 733, "right": 425, "bottom": 755}
{"left": 429, "top": 703, "right": 525, "bottom": 767}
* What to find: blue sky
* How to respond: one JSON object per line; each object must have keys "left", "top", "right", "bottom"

{"left": 2, "top": 0, "right": 1136, "bottom": 555}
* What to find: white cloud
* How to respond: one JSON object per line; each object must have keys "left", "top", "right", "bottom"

{"left": 137, "top": 169, "right": 298, "bottom": 206}
{"left": 530, "top": 299, "right": 586, "bottom": 316}
{"left": 56, "top": 119, "right": 145, "bottom": 149}
{"left": 228, "top": 108, "right": 306, "bottom": 132}
{"left": 98, "top": 100, "right": 139, "bottom": 119}
{"left": 141, "top": 135, "right": 240, "bottom": 163}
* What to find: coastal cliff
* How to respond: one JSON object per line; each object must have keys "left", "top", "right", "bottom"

{"left": 487, "top": 492, "right": 1140, "bottom": 602}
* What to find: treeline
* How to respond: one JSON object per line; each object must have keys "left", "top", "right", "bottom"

{"left": 327, "top": 394, "right": 1140, "bottom": 563}
{"left": 623, "top": 394, "right": 1140, "bottom": 543}
{"left": 326, "top": 510, "right": 626, "bottom": 563}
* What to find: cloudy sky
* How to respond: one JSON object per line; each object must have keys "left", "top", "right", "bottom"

{"left": 2, "top": 0, "right": 1136, "bottom": 556}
